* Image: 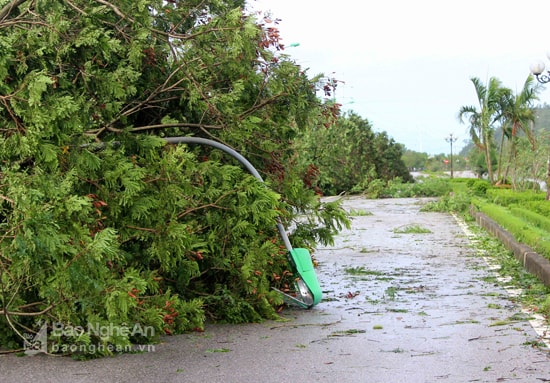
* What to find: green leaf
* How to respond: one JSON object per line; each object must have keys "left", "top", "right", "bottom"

{"left": 27, "top": 71, "right": 53, "bottom": 107}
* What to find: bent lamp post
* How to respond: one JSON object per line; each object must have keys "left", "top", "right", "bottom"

{"left": 163, "top": 136, "right": 322, "bottom": 308}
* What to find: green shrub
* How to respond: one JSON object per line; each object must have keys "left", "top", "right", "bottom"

{"left": 473, "top": 199, "right": 550, "bottom": 259}
{"left": 466, "top": 179, "right": 491, "bottom": 196}
{"left": 363, "top": 179, "right": 386, "bottom": 199}
{"left": 377, "top": 176, "right": 452, "bottom": 199}
{"left": 487, "top": 189, "right": 546, "bottom": 206}
{"left": 421, "top": 192, "right": 471, "bottom": 214}
{"left": 524, "top": 201, "right": 550, "bottom": 216}
{"left": 510, "top": 207, "right": 550, "bottom": 232}
{"left": 410, "top": 177, "right": 452, "bottom": 197}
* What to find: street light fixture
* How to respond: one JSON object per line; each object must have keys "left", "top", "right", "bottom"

{"left": 531, "top": 53, "right": 550, "bottom": 200}
{"left": 530, "top": 52, "right": 550, "bottom": 84}
{"left": 445, "top": 133, "right": 458, "bottom": 179}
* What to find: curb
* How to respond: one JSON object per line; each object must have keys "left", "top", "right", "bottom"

{"left": 470, "top": 207, "right": 550, "bottom": 287}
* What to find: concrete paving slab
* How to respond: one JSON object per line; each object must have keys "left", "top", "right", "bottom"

{"left": 1, "top": 197, "right": 549, "bottom": 382}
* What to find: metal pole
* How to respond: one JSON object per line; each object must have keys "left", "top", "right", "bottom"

{"left": 445, "top": 134, "right": 458, "bottom": 179}
{"left": 450, "top": 139, "right": 454, "bottom": 178}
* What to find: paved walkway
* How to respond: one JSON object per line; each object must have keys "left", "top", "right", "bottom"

{"left": 1, "top": 197, "right": 550, "bottom": 382}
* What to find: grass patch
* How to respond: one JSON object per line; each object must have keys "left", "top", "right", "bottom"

{"left": 488, "top": 319, "right": 513, "bottom": 327}
{"left": 387, "top": 308, "right": 408, "bottom": 313}
{"left": 523, "top": 340, "right": 547, "bottom": 348}
{"left": 349, "top": 208, "right": 373, "bottom": 216}
{"left": 451, "top": 319, "right": 480, "bottom": 325}
{"left": 384, "top": 286, "right": 397, "bottom": 300}
{"left": 329, "top": 329, "right": 366, "bottom": 337}
{"left": 359, "top": 247, "right": 377, "bottom": 253}
{"left": 375, "top": 276, "right": 394, "bottom": 282}
{"left": 393, "top": 224, "right": 432, "bottom": 234}
{"left": 344, "top": 266, "right": 384, "bottom": 276}
{"left": 469, "top": 223, "right": 550, "bottom": 312}
{"left": 206, "top": 348, "right": 231, "bottom": 353}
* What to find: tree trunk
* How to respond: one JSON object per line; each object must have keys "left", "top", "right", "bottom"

{"left": 502, "top": 139, "right": 515, "bottom": 185}
{"left": 496, "top": 129, "right": 506, "bottom": 183}
{"left": 480, "top": 120, "right": 494, "bottom": 183}
{"left": 484, "top": 138, "right": 494, "bottom": 183}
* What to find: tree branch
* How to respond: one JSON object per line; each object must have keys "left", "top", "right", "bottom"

{"left": 0, "top": 0, "right": 29, "bottom": 21}
{"left": 238, "top": 93, "right": 287, "bottom": 120}
{"left": 0, "top": 304, "right": 54, "bottom": 316}
{"left": 177, "top": 192, "right": 233, "bottom": 220}
{"left": 0, "top": 194, "right": 14, "bottom": 205}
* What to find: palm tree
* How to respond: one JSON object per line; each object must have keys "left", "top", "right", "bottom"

{"left": 496, "top": 75, "right": 541, "bottom": 184}
{"left": 458, "top": 77, "right": 511, "bottom": 183}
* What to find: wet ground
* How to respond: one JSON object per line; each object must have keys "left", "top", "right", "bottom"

{"left": 2, "top": 197, "right": 550, "bottom": 382}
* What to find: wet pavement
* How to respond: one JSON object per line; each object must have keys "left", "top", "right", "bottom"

{"left": 2, "top": 197, "right": 550, "bottom": 382}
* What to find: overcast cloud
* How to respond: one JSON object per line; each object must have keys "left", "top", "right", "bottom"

{"left": 249, "top": 0, "right": 550, "bottom": 154}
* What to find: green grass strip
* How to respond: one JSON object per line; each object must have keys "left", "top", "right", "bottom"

{"left": 473, "top": 198, "right": 550, "bottom": 259}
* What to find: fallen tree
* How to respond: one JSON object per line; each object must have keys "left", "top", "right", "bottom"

{"left": 0, "top": 0, "right": 348, "bottom": 356}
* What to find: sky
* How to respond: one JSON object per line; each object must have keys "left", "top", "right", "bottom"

{"left": 248, "top": 0, "right": 550, "bottom": 155}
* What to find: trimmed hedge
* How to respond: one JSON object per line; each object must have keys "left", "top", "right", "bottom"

{"left": 510, "top": 206, "right": 550, "bottom": 233}
{"left": 472, "top": 198, "right": 550, "bottom": 259}
{"left": 524, "top": 200, "right": 550, "bottom": 216}
{"left": 486, "top": 189, "right": 546, "bottom": 206}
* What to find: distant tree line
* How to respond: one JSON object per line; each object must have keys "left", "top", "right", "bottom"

{"left": 294, "top": 111, "right": 413, "bottom": 196}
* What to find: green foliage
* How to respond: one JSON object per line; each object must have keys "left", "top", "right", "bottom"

{"left": 401, "top": 150, "right": 470, "bottom": 174}
{"left": 503, "top": 137, "right": 549, "bottom": 193}
{"left": 0, "top": 0, "right": 349, "bottom": 356}
{"left": 457, "top": 77, "right": 545, "bottom": 186}
{"left": 394, "top": 177, "right": 479, "bottom": 215}
{"left": 524, "top": 200, "right": 550, "bottom": 216}
{"left": 361, "top": 179, "right": 387, "bottom": 199}
{"left": 360, "top": 176, "right": 452, "bottom": 199}
{"left": 534, "top": 104, "right": 550, "bottom": 128}
{"left": 421, "top": 192, "right": 472, "bottom": 215}
{"left": 466, "top": 179, "right": 491, "bottom": 196}
{"left": 290, "top": 198, "right": 351, "bottom": 248}
{"left": 401, "top": 150, "right": 429, "bottom": 171}
{"left": 470, "top": 224, "right": 549, "bottom": 312}
{"left": 393, "top": 224, "right": 431, "bottom": 234}
{"left": 510, "top": 207, "right": 550, "bottom": 232}
{"left": 472, "top": 198, "right": 550, "bottom": 259}
{"left": 409, "top": 177, "right": 452, "bottom": 197}
{"left": 486, "top": 188, "right": 546, "bottom": 206}
{"left": 294, "top": 111, "right": 413, "bottom": 195}
{"left": 348, "top": 208, "right": 373, "bottom": 217}
{"left": 457, "top": 76, "right": 535, "bottom": 184}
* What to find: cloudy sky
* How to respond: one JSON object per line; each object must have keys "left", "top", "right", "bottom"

{"left": 249, "top": 0, "right": 550, "bottom": 155}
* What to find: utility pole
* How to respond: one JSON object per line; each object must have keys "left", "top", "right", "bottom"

{"left": 445, "top": 134, "right": 458, "bottom": 179}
